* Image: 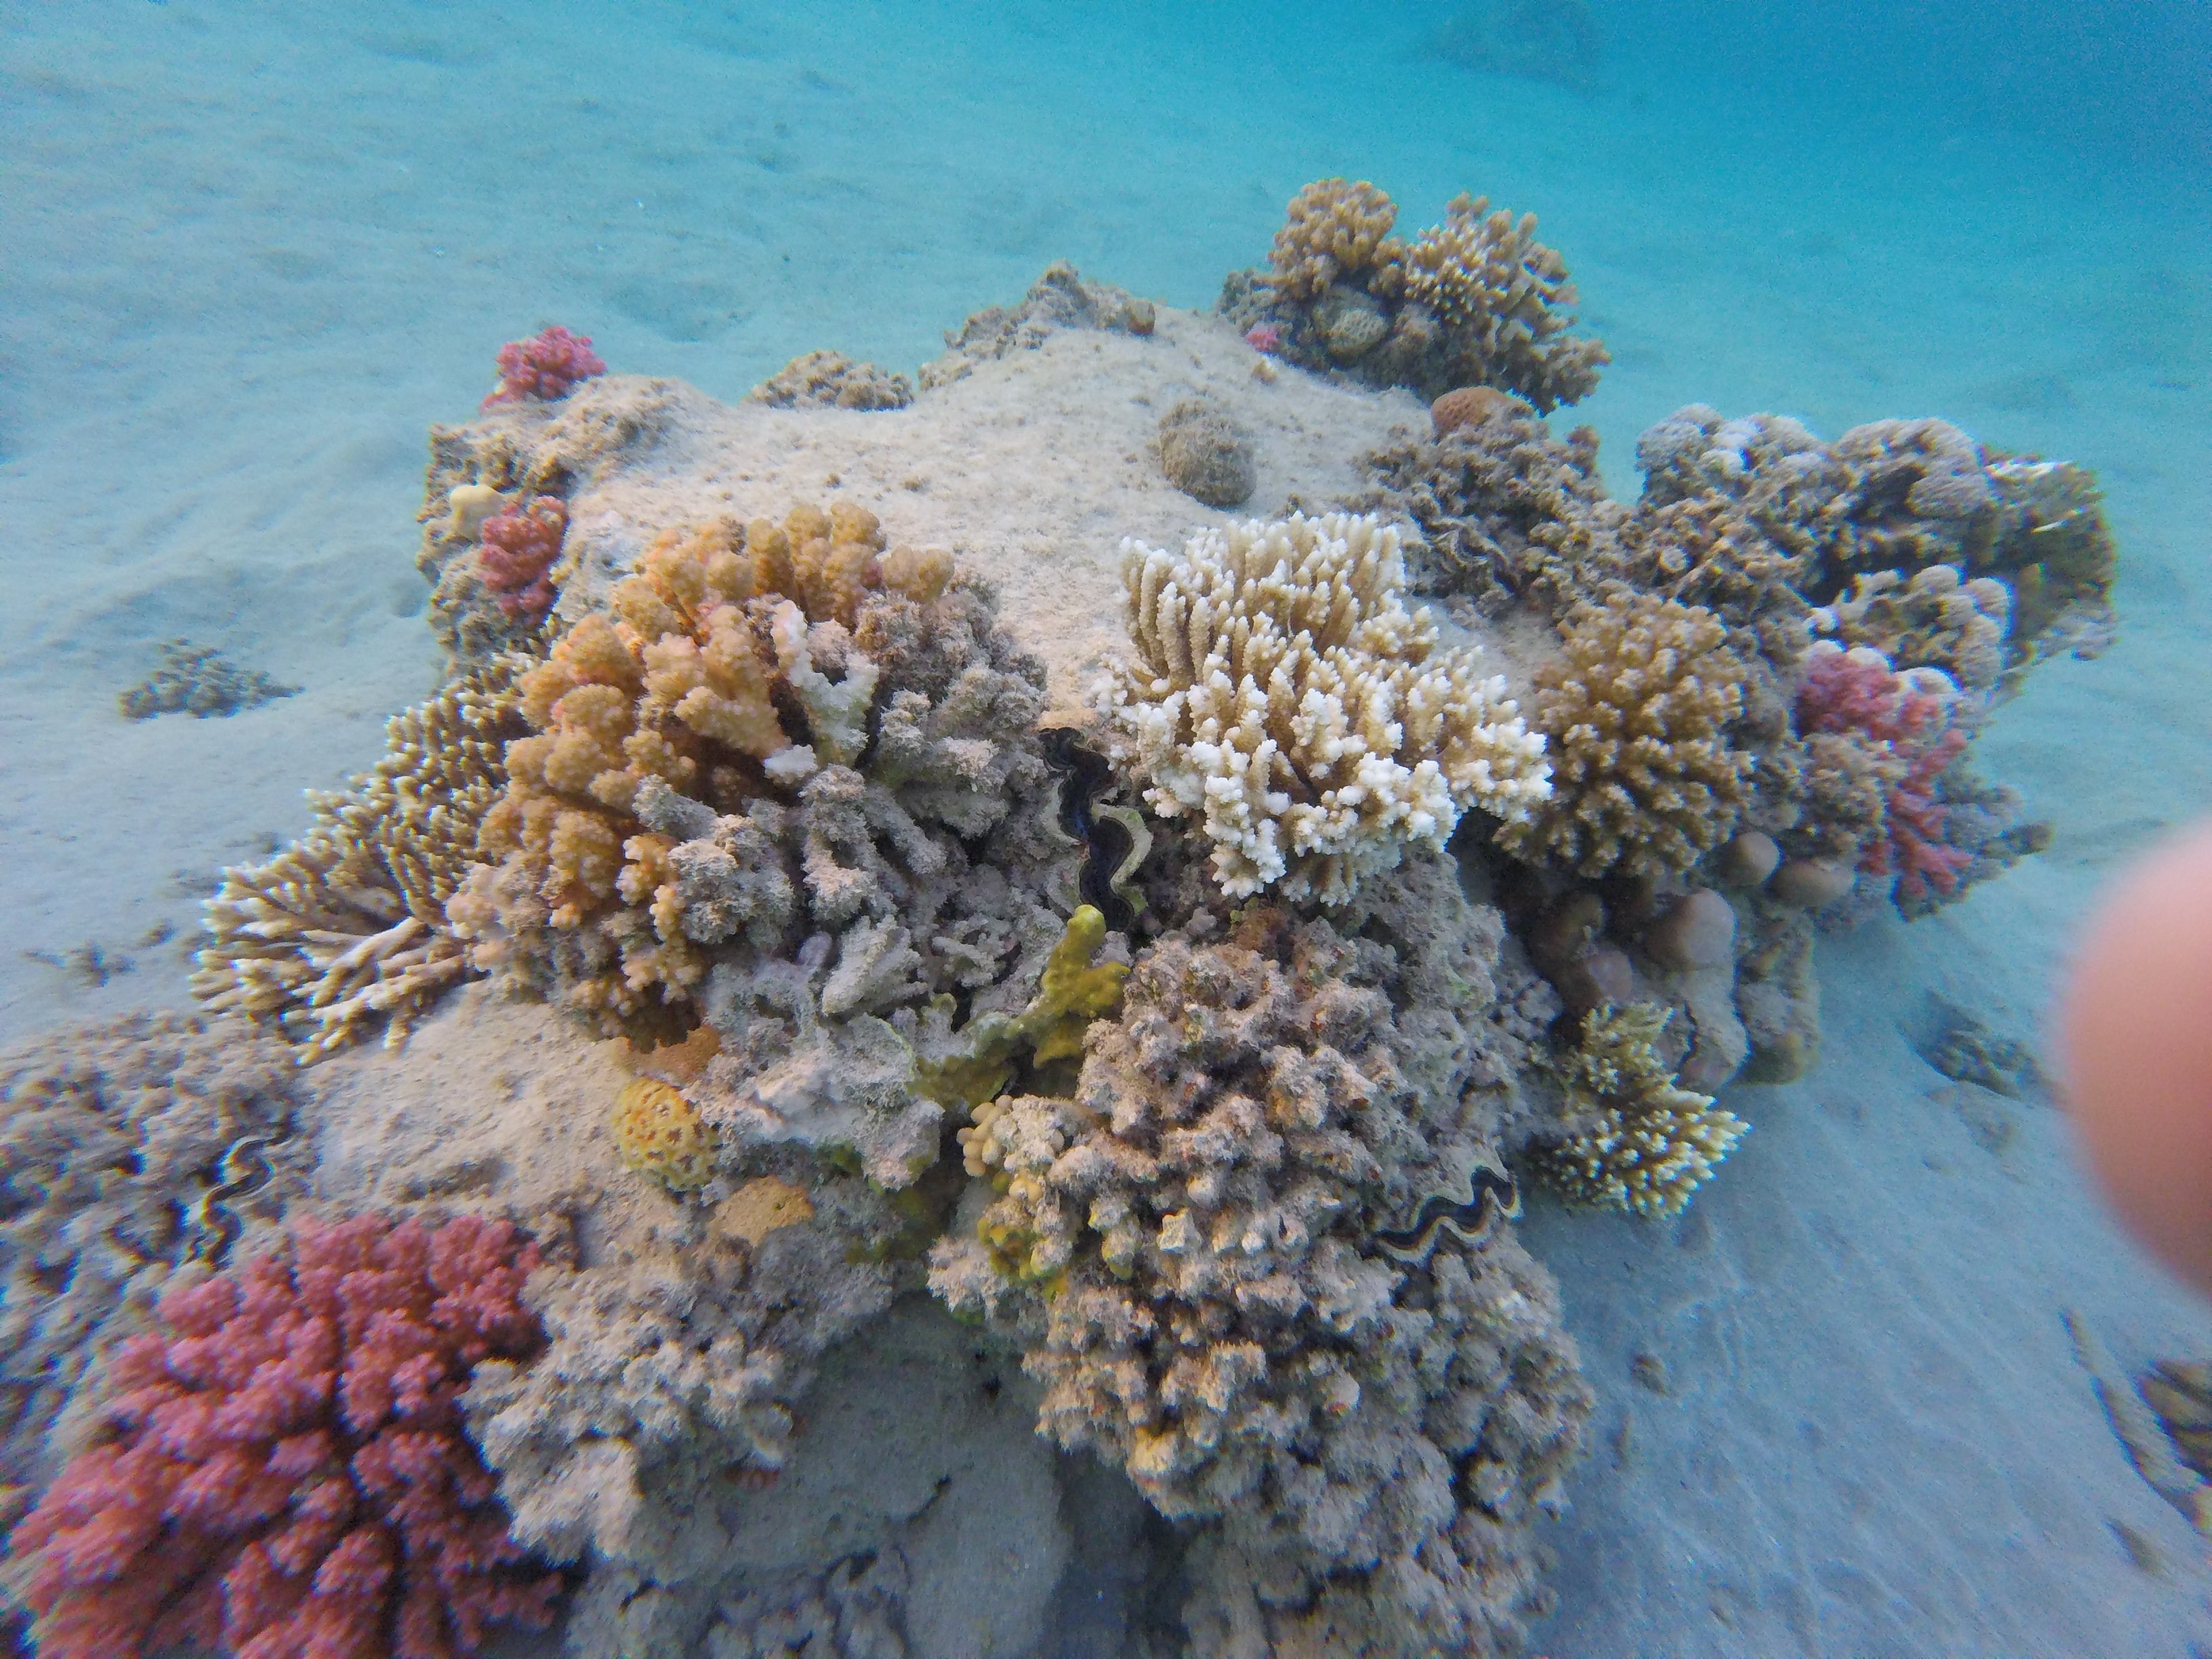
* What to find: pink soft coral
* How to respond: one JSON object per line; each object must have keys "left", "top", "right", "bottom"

{"left": 476, "top": 496, "right": 568, "bottom": 619}
{"left": 481, "top": 325, "right": 606, "bottom": 410}
{"left": 7, "top": 1214, "right": 559, "bottom": 1659}
{"left": 1797, "top": 642, "right": 1973, "bottom": 903}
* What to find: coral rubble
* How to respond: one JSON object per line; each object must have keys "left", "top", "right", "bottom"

{"left": 747, "top": 349, "right": 915, "bottom": 411}
{"left": 7, "top": 1213, "right": 558, "bottom": 1659}
{"left": 193, "top": 655, "right": 531, "bottom": 1061}
{"left": 1223, "top": 178, "right": 1607, "bottom": 409}
{"left": 1101, "top": 510, "right": 1550, "bottom": 903}
{"left": 920, "top": 262, "right": 1156, "bottom": 390}
{"left": 118, "top": 640, "right": 299, "bottom": 720}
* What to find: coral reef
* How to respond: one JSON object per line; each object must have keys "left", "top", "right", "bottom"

{"left": 1100, "top": 510, "right": 1550, "bottom": 903}
{"left": 932, "top": 860, "right": 1591, "bottom": 1654}
{"left": 612, "top": 1078, "right": 718, "bottom": 1195}
{"left": 7, "top": 1213, "right": 558, "bottom": 1659}
{"left": 1530, "top": 1004, "right": 1749, "bottom": 1217}
{"left": 746, "top": 350, "right": 914, "bottom": 412}
{"left": 1155, "top": 396, "right": 1256, "bottom": 509}
{"left": 1496, "top": 592, "right": 1751, "bottom": 879}
{"left": 483, "top": 324, "right": 606, "bottom": 409}
{"left": 919, "top": 262, "right": 1155, "bottom": 390}
{"left": 1637, "top": 405, "right": 2118, "bottom": 689}
{"left": 194, "top": 655, "right": 530, "bottom": 1061}
{"left": 118, "top": 640, "right": 299, "bottom": 720}
{"left": 0, "top": 1015, "right": 302, "bottom": 1519}
{"left": 475, "top": 494, "right": 570, "bottom": 620}
{"left": 1224, "top": 179, "right": 1607, "bottom": 409}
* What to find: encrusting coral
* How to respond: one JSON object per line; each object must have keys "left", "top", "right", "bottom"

{"left": 193, "top": 654, "right": 532, "bottom": 1061}
{"left": 611, "top": 1077, "right": 717, "bottom": 1195}
{"left": 1531, "top": 1003, "right": 1750, "bottom": 1217}
{"left": 1224, "top": 178, "right": 1607, "bottom": 409}
{"left": 0, "top": 1015, "right": 303, "bottom": 1519}
{"left": 6, "top": 1212, "right": 558, "bottom": 1659}
{"left": 1100, "top": 510, "right": 1551, "bottom": 903}
{"left": 1496, "top": 592, "right": 1752, "bottom": 879}
{"left": 930, "top": 857, "right": 1591, "bottom": 1656}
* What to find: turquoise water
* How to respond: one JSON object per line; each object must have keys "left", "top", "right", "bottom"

{"left": 3, "top": 3, "right": 2210, "bottom": 1655}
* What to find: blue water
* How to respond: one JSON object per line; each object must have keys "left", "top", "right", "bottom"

{"left": 3, "top": 2, "right": 2210, "bottom": 1654}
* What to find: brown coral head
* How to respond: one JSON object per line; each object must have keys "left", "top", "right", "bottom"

{"left": 1430, "top": 385, "right": 1528, "bottom": 438}
{"left": 1269, "top": 178, "right": 1400, "bottom": 301}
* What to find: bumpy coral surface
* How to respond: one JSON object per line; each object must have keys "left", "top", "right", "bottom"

{"left": 0, "top": 1015, "right": 301, "bottom": 1513}
{"left": 918, "top": 262, "right": 1155, "bottom": 390}
{"left": 931, "top": 859, "right": 1589, "bottom": 1654}
{"left": 1227, "top": 179, "right": 1607, "bottom": 409}
{"left": 194, "top": 655, "right": 531, "bottom": 1061}
{"left": 612, "top": 1077, "right": 717, "bottom": 1195}
{"left": 118, "top": 640, "right": 299, "bottom": 720}
{"left": 1102, "top": 510, "right": 1550, "bottom": 902}
{"left": 475, "top": 494, "right": 569, "bottom": 619}
{"left": 1155, "top": 396, "right": 1256, "bottom": 508}
{"left": 483, "top": 324, "right": 606, "bottom": 409}
{"left": 1498, "top": 592, "right": 1751, "bottom": 878}
{"left": 7, "top": 1213, "right": 557, "bottom": 1659}
{"left": 1532, "top": 1003, "right": 1750, "bottom": 1216}
{"left": 745, "top": 350, "right": 914, "bottom": 411}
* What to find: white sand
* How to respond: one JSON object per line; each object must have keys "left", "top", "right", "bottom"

{"left": 5, "top": 2, "right": 2211, "bottom": 1652}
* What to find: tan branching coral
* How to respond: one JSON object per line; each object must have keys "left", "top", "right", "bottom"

{"left": 192, "top": 655, "right": 531, "bottom": 1060}
{"left": 930, "top": 861, "right": 1590, "bottom": 1654}
{"left": 1267, "top": 178, "right": 1404, "bottom": 302}
{"left": 1533, "top": 1003, "right": 1749, "bottom": 1216}
{"left": 613, "top": 1077, "right": 717, "bottom": 1195}
{"left": 1401, "top": 193, "right": 1609, "bottom": 412}
{"left": 1497, "top": 592, "right": 1750, "bottom": 878}
{"left": 1101, "top": 511, "right": 1550, "bottom": 903}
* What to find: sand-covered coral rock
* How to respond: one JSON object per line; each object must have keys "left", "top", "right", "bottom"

{"left": 931, "top": 860, "right": 1588, "bottom": 1654}
{"left": 1101, "top": 511, "right": 1551, "bottom": 902}
{"left": 0, "top": 1015, "right": 302, "bottom": 1512}
{"left": 1231, "top": 180, "right": 1606, "bottom": 409}
{"left": 1156, "top": 396, "right": 1256, "bottom": 508}
{"left": 1532, "top": 1002, "right": 1749, "bottom": 1216}
{"left": 117, "top": 640, "right": 299, "bottom": 720}
{"left": 747, "top": 350, "right": 914, "bottom": 411}
{"left": 194, "top": 654, "right": 531, "bottom": 1061}
{"left": 919, "top": 261, "right": 1155, "bottom": 390}
{"left": 1498, "top": 592, "right": 1751, "bottom": 878}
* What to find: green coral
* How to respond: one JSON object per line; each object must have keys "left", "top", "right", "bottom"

{"left": 1533, "top": 1003, "right": 1748, "bottom": 1217}
{"left": 913, "top": 905, "right": 1129, "bottom": 1110}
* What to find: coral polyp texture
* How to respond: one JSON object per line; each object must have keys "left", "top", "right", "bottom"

{"left": 193, "top": 655, "right": 531, "bottom": 1061}
{"left": 6, "top": 1212, "right": 558, "bottom": 1659}
{"left": 1100, "top": 510, "right": 1550, "bottom": 903}
{"left": 611, "top": 1076, "right": 716, "bottom": 1195}
{"left": 931, "top": 858, "right": 1591, "bottom": 1655}
{"left": 1532, "top": 1003, "right": 1750, "bottom": 1217}
{"left": 1225, "top": 178, "right": 1607, "bottom": 409}
{"left": 483, "top": 324, "right": 606, "bottom": 409}
{"left": 1496, "top": 592, "right": 1752, "bottom": 879}
{"left": 475, "top": 494, "right": 569, "bottom": 619}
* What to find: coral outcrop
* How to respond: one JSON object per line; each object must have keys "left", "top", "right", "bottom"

{"left": 194, "top": 655, "right": 531, "bottom": 1061}
{"left": 7, "top": 1213, "right": 558, "bottom": 1659}
{"left": 1496, "top": 592, "right": 1752, "bottom": 879}
{"left": 746, "top": 350, "right": 914, "bottom": 412}
{"left": 1156, "top": 396, "right": 1256, "bottom": 509}
{"left": 1224, "top": 179, "right": 1607, "bottom": 409}
{"left": 118, "top": 640, "right": 300, "bottom": 720}
{"left": 931, "top": 857, "right": 1590, "bottom": 1654}
{"left": 1100, "top": 510, "right": 1550, "bottom": 903}
{"left": 0, "top": 1015, "right": 302, "bottom": 1517}
{"left": 483, "top": 324, "right": 606, "bottom": 409}
{"left": 1530, "top": 1003, "right": 1749, "bottom": 1216}
{"left": 918, "top": 262, "right": 1155, "bottom": 390}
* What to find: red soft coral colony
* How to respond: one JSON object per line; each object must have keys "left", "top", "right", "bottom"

{"left": 480, "top": 325, "right": 605, "bottom": 410}
{"left": 474, "top": 495, "right": 569, "bottom": 619}
{"left": 7, "top": 1214, "right": 559, "bottom": 1659}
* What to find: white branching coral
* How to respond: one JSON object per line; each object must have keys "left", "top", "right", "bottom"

{"left": 1100, "top": 512, "right": 1550, "bottom": 903}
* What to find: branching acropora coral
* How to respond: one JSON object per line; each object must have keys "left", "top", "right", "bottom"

{"left": 1101, "top": 510, "right": 1550, "bottom": 903}
{"left": 1534, "top": 1003, "right": 1749, "bottom": 1216}
{"left": 193, "top": 655, "right": 531, "bottom": 1060}
{"left": 1267, "top": 178, "right": 1405, "bottom": 302}
{"left": 1496, "top": 592, "right": 1750, "bottom": 878}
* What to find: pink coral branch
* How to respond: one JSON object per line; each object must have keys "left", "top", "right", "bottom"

{"left": 480, "top": 325, "right": 606, "bottom": 410}
{"left": 475, "top": 496, "right": 568, "bottom": 619}
{"left": 7, "top": 1214, "right": 558, "bottom": 1659}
